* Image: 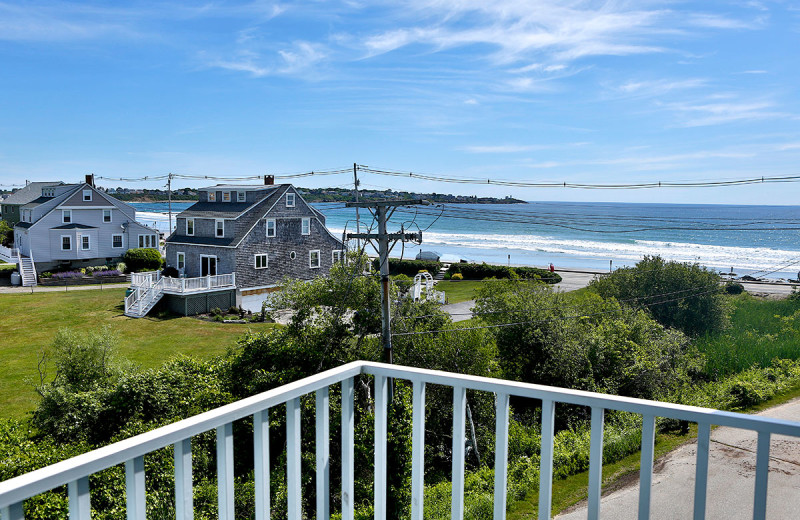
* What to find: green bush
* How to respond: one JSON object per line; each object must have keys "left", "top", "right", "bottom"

{"left": 725, "top": 282, "right": 745, "bottom": 295}
{"left": 373, "top": 258, "right": 441, "bottom": 277}
{"left": 447, "top": 262, "right": 561, "bottom": 284}
{"left": 589, "top": 255, "right": 729, "bottom": 337}
{"left": 391, "top": 274, "right": 414, "bottom": 293}
{"left": 122, "top": 248, "right": 163, "bottom": 273}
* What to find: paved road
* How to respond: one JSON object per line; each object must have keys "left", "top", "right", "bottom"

{"left": 557, "top": 398, "right": 800, "bottom": 520}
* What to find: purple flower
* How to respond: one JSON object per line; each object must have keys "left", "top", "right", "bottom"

{"left": 92, "top": 270, "right": 122, "bottom": 277}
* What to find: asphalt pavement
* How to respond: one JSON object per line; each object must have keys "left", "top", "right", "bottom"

{"left": 557, "top": 397, "right": 800, "bottom": 519}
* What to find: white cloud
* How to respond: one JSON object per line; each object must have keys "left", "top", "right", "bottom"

{"left": 665, "top": 98, "right": 787, "bottom": 127}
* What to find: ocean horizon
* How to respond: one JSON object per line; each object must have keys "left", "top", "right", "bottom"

{"left": 133, "top": 200, "right": 800, "bottom": 280}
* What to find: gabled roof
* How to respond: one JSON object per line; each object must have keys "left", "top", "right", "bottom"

{"left": 52, "top": 223, "right": 96, "bottom": 230}
{"left": 2, "top": 182, "right": 65, "bottom": 205}
{"left": 167, "top": 185, "right": 287, "bottom": 247}
{"left": 178, "top": 201, "right": 255, "bottom": 219}
{"left": 200, "top": 184, "right": 276, "bottom": 192}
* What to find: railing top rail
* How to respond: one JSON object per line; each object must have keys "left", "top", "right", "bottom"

{"left": 0, "top": 362, "right": 364, "bottom": 507}
{"left": 4, "top": 361, "right": 800, "bottom": 509}
{"left": 360, "top": 363, "right": 800, "bottom": 436}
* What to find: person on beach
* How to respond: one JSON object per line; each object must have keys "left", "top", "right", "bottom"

{"left": 549, "top": 263, "right": 555, "bottom": 272}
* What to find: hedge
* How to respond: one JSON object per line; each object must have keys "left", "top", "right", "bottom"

{"left": 122, "top": 248, "right": 163, "bottom": 273}
{"left": 446, "top": 262, "right": 561, "bottom": 284}
{"left": 372, "top": 258, "right": 442, "bottom": 277}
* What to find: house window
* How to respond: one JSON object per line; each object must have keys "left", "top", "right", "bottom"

{"left": 139, "top": 235, "right": 157, "bottom": 248}
{"left": 186, "top": 219, "right": 194, "bottom": 236}
{"left": 103, "top": 209, "right": 112, "bottom": 223}
{"left": 309, "top": 250, "right": 320, "bottom": 269}
{"left": 83, "top": 190, "right": 92, "bottom": 202}
{"left": 177, "top": 252, "right": 185, "bottom": 271}
{"left": 62, "top": 210, "right": 71, "bottom": 223}
{"left": 290, "top": 251, "right": 296, "bottom": 260}
{"left": 112, "top": 234, "right": 123, "bottom": 248}
{"left": 81, "top": 235, "right": 90, "bottom": 251}
{"left": 255, "top": 253, "right": 268, "bottom": 269}
{"left": 61, "top": 236, "right": 72, "bottom": 251}
{"left": 286, "top": 193, "right": 295, "bottom": 207}
{"left": 332, "top": 250, "right": 344, "bottom": 264}
{"left": 216, "top": 220, "right": 224, "bottom": 238}
{"left": 237, "top": 191, "right": 246, "bottom": 202}
{"left": 266, "top": 219, "right": 276, "bottom": 238}
{"left": 208, "top": 191, "right": 216, "bottom": 202}
{"left": 222, "top": 192, "right": 231, "bottom": 202}
{"left": 301, "top": 218, "right": 310, "bottom": 235}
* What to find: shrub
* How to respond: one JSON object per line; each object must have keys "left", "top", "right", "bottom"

{"left": 92, "top": 270, "right": 121, "bottom": 277}
{"left": 725, "top": 282, "right": 745, "bottom": 295}
{"left": 211, "top": 307, "right": 222, "bottom": 317}
{"left": 161, "top": 266, "right": 179, "bottom": 278}
{"left": 373, "top": 258, "right": 441, "bottom": 277}
{"left": 392, "top": 274, "right": 414, "bottom": 293}
{"left": 116, "top": 262, "right": 127, "bottom": 274}
{"left": 50, "top": 271, "right": 84, "bottom": 280}
{"left": 446, "top": 262, "right": 561, "bottom": 284}
{"left": 122, "top": 248, "right": 163, "bottom": 273}
{"left": 589, "top": 255, "right": 729, "bottom": 337}
{"left": 228, "top": 306, "right": 239, "bottom": 315}
{"left": 451, "top": 272, "right": 463, "bottom": 281}
{"left": 41, "top": 272, "right": 52, "bottom": 278}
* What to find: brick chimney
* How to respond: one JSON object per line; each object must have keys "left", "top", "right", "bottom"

{"left": 85, "top": 174, "right": 95, "bottom": 187}
{"left": 265, "top": 175, "right": 275, "bottom": 185}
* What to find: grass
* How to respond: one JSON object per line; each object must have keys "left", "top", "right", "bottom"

{"left": 0, "top": 262, "right": 16, "bottom": 272}
{"left": 0, "top": 288, "right": 277, "bottom": 418}
{"left": 695, "top": 294, "right": 800, "bottom": 378}
{"left": 507, "top": 429, "right": 694, "bottom": 519}
{"left": 436, "top": 280, "right": 483, "bottom": 303}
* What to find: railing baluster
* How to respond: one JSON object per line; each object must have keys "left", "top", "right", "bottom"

{"left": 411, "top": 381, "right": 427, "bottom": 520}
{"left": 538, "top": 399, "right": 555, "bottom": 520}
{"left": 341, "top": 377, "right": 355, "bottom": 520}
{"left": 587, "top": 407, "right": 604, "bottom": 520}
{"left": 693, "top": 422, "right": 710, "bottom": 520}
{"left": 68, "top": 476, "right": 91, "bottom": 520}
{"left": 316, "top": 388, "right": 330, "bottom": 520}
{"left": 493, "top": 392, "right": 510, "bottom": 520}
{"left": 287, "top": 397, "right": 302, "bottom": 520}
{"left": 753, "top": 431, "right": 771, "bottom": 520}
{"left": 254, "top": 410, "right": 270, "bottom": 520}
{"left": 638, "top": 414, "right": 656, "bottom": 520}
{"left": 125, "top": 456, "right": 146, "bottom": 520}
{"left": 217, "top": 423, "right": 234, "bottom": 520}
{"left": 1, "top": 502, "right": 24, "bottom": 520}
{"left": 374, "top": 375, "right": 389, "bottom": 520}
{"left": 174, "top": 439, "right": 193, "bottom": 520}
{"left": 451, "top": 386, "right": 467, "bottom": 520}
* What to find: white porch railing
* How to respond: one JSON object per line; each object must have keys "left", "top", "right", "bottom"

{"left": 130, "top": 272, "right": 236, "bottom": 294}
{"left": 129, "top": 271, "right": 161, "bottom": 287}
{"left": 0, "top": 245, "right": 17, "bottom": 264}
{"left": 2, "top": 361, "right": 800, "bottom": 520}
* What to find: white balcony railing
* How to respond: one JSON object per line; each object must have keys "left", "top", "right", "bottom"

{"left": 2, "top": 361, "right": 800, "bottom": 520}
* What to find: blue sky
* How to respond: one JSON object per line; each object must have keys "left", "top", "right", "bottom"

{"left": 0, "top": 0, "right": 798, "bottom": 204}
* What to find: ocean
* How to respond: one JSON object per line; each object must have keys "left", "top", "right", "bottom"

{"left": 132, "top": 201, "right": 800, "bottom": 280}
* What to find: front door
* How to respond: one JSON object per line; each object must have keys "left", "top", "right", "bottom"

{"left": 201, "top": 256, "right": 217, "bottom": 276}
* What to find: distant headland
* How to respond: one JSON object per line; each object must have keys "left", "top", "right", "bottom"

{"left": 103, "top": 186, "right": 527, "bottom": 204}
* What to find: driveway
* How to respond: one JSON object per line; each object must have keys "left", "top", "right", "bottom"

{"left": 557, "top": 397, "right": 800, "bottom": 520}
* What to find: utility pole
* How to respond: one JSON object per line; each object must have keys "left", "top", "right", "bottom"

{"left": 346, "top": 199, "right": 428, "bottom": 363}
{"left": 167, "top": 173, "right": 174, "bottom": 233}
{"left": 353, "top": 163, "right": 360, "bottom": 249}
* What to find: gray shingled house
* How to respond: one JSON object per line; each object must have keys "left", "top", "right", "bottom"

{"left": 155, "top": 179, "right": 344, "bottom": 315}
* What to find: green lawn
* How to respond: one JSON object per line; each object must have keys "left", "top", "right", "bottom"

{"left": 0, "top": 289, "right": 277, "bottom": 418}
{"left": 436, "top": 280, "right": 483, "bottom": 303}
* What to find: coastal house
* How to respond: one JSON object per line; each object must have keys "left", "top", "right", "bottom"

{"left": 1, "top": 181, "right": 65, "bottom": 227}
{"left": 12, "top": 175, "right": 159, "bottom": 286}
{"left": 124, "top": 177, "right": 344, "bottom": 317}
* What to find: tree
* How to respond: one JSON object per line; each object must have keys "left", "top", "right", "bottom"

{"left": 589, "top": 255, "right": 730, "bottom": 336}
{"left": 0, "top": 219, "right": 12, "bottom": 247}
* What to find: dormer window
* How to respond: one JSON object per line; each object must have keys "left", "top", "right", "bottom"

{"left": 83, "top": 190, "right": 92, "bottom": 202}
{"left": 43, "top": 188, "right": 54, "bottom": 198}
{"left": 208, "top": 192, "right": 216, "bottom": 202}
{"left": 286, "top": 193, "right": 295, "bottom": 207}
{"left": 237, "top": 191, "right": 246, "bottom": 202}
{"left": 222, "top": 192, "right": 231, "bottom": 202}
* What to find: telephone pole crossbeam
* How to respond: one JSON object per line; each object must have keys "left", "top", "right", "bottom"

{"left": 345, "top": 199, "right": 430, "bottom": 364}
